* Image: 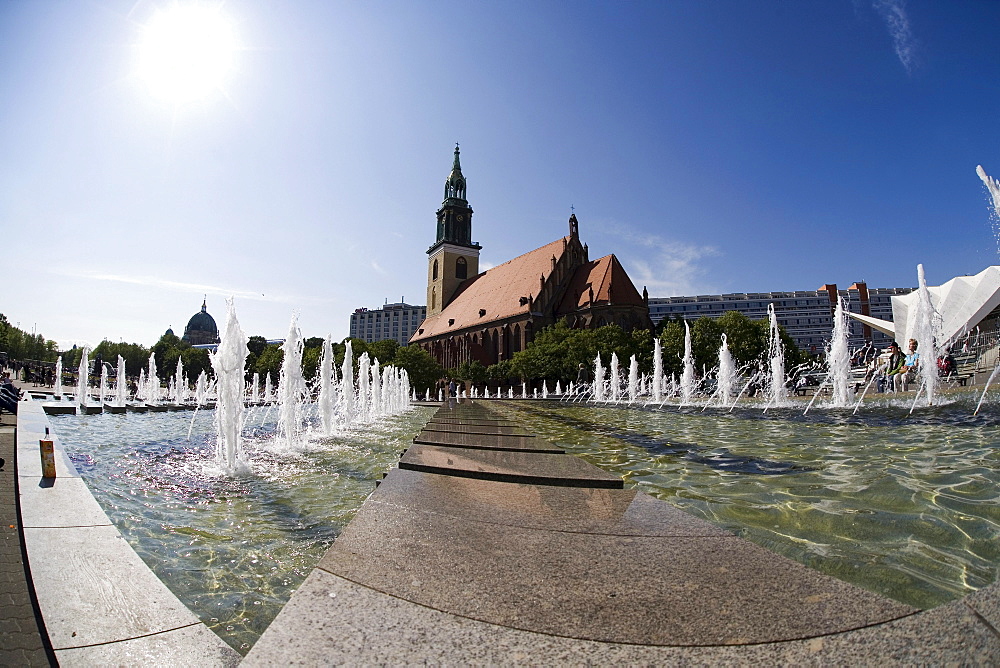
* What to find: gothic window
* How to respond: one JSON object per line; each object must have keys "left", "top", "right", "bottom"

{"left": 431, "top": 288, "right": 436, "bottom": 310}
{"left": 432, "top": 259, "right": 439, "bottom": 280}
{"left": 456, "top": 257, "right": 467, "bottom": 279}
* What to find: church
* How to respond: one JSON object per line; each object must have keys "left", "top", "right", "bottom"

{"left": 409, "top": 147, "right": 652, "bottom": 369}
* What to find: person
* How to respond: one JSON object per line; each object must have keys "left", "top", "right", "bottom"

{"left": 899, "top": 339, "right": 919, "bottom": 391}
{"left": 0, "top": 372, "right": 20, "bottom": 414}
{"left": 884, "top": 341, "right": 906, "bottom": 392}
{"left": 937, "top": 351, "right": 956, "bottom": 378}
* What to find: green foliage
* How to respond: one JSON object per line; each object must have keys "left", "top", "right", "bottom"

{"left": 486, "top": 360, "right": 514, "bottom": 382}
{"left": 255, "top": 344, "right": 284, "bottom": 384}
{"left": 245, "top": 335, "right": 268, "bottom": 381}
{"left": 302, "top": 346, "right": 322, "bottom": 381}
{"left": 390, "top": 345, "right": 443, "bottom": 395}
{"left": 147, "top": 331, "right": 210, "bottom": 382}
{"left": 303, "top": 337, "right": 325, "bottom": 349}
{"left": 180, "top": 347, "right": 212, "bottom": 381}
{"left": 91, "top": 340, "right": 151, "bottom": 378}
{"left": 511, "top": 322, "right": 654, "bottom": 383}
{"left": 367, "top": 339, "right": 400, "bottom": 366}
{"left": 456, "top": 360, "right": 487, "bottom": 384}
{"left": 0, "top": 313, "right": 59, "bottom": 362}
{"left": 656, "top": 312, "right": 806, "bottom": 377}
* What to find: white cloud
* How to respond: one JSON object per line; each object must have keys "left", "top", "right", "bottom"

{"left": 57, "top": 270, "right": 333, "bottom": 306}
{"left": 604, "top": 225, "right": 720, "bottom": 297}
{"left": 874, "top": 0, "right": 918, "bottom": 74}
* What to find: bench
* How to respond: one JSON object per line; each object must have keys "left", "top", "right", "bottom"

{"left": 941, "top": 372, "right": 974, "bottom": 387}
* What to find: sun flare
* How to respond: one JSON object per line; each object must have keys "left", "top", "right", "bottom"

{"left": 137, "top": 3, "right": 237, "bottom": 104}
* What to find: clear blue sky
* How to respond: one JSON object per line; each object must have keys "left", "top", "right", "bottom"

{"left": 2, "top": 0, "right": 999, "bottom": 349}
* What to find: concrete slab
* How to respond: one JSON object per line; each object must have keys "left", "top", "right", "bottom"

{"left": 25, "top": 524, "right": 207, "bottom": 649}
{"left": 245, "top": 571, "right": 998, "bottom": 666}
{"left": 399, "top": 444, "right": 622, "bottom": 487}
{"left": 427, "top": 418, "right": 520, "bottom": 427}
{"left": 433, "top": 404, "right": 504, "bottom": 418}
{"left": 319, "top": 501, "right": 915, "bottom": 646}
{"left": 422, "top": 423, "right": 526, "bottom": 435}
{"left": 413, "top": 430, "right": 564, "bottom": 453}
{"left": 55, "top": 623, "right": 240, "bottom": 667}
{"left": 17, "top": 431, "right": 81, "bottom": 480}
{"left": 18, "top": 475, "right": 112, "bottom": 528}
{"left": 371, "top": 468, "right": 729, "bottom": 536}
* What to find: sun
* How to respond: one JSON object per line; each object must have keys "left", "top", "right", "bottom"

{"left": 137, "top": 3, "right": 238, "bottom": 104}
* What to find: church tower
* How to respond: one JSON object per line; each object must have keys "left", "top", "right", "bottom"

{"left": 426, "top": 145, "right": 480, "bottom": 317}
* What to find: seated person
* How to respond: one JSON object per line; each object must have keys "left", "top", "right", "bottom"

{"left": 898, "top": 339, "right": 920, "bottom": 392}
{"left": 0, "top": 384, "right": 19, "bottom": 414}
{"left": 937, "top": 352, "right": 956, "bottom": 378}
{"left": 884, "top": 341, "right": 905, "bottom": 392}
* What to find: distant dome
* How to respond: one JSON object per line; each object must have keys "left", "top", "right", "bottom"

{"left": 165, "top": 327, "right": 175, "bottom": 337}
{"left": 182, "top": 299, "right": 220, "bottom": 345}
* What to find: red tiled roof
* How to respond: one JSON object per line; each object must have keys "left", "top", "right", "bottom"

{"left": 412, "top": 237, "right": 570, "bottom": 341}
{"left": 558, "top": 254, "right": 645, "bottom": 312}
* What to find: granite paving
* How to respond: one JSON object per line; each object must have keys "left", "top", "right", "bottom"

{"left": 320, "top": 475, "right": 916, "bottom": 646}
{"left": 366, "top": 467, "right": 733, "bottom": 536}
{"left": 413, "top": 430, "right": 564, "bottom": 452}
{"left": 424, "top": 418, "right": 521, "bottom": 433}
{"left": 422, "top": 423, "right": 526, "bottom": 434}
{"left": 246, "top": 399, "right": 1000, "bottom": 663}
{"left": 399, "top": 443, "right": 622, "bottom": 487}
{"left": 244, "top": 571, "right": 1000, "bottom": 666}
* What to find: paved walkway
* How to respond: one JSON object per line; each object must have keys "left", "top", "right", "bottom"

{"left": 0, "top": 406, "right": 53, "bottom": 665}
{"left": 245, "top": 399, "right": 1000, "bottom": 664}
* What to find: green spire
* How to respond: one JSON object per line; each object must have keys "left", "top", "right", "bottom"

{"left": 444, "top": 143, "right": 467, "bottom": 202}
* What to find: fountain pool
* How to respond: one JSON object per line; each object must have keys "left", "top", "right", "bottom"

{"left": 43, "top": 387, "right": 1000, "bottom": 653}
{"left": 47, "top": 405, "right": 436, "bottom": 653}
{"left": 489, "top": 394, "right": 1000, "bottom": 611}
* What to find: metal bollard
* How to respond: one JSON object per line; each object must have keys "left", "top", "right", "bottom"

{"left": 40, "top": 427, "right": 56, "bottom": 478}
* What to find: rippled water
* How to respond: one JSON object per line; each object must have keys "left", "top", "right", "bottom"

{"left": 47, "top": 390, "right": 1000, "bottom": 652}
{"left": 49, "top": 406, "right": 436, "bottom": 653}
{"left": 489, "top": 392, "right": 1000, "bottom": 610}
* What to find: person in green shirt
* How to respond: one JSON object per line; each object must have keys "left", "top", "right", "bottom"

{"left": 885, "top": 341, "right": 906, "bottom": 392}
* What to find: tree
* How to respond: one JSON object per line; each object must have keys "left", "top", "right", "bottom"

{"left": 303, "top": 337, "right": 325, "bottom": 350}
{"left": 255, "top": 344, "right": 284, "bottom": 384}
{"left": 390, "top": 345, "right": 443, "bottom": 396}
{"left": 91, "top": 340, "right": 151, "bottom": 378}
{"left": 150, "top": 332, "right": 191, "bottom": 381}
{"left": 180, "top": 347, "right": 212, "bottom": 382}
{"left": 0, "top": 313, "right": 59, "bottom": 362}
{"left": 486, "top": 360, "right": 515, "bottom": 383}
{"left": 716, "top": 312, "right": 766, "bottom": 366}
{"left": 511, "top": 322, "right": 654, "bottom": 383}
{"left": 656, "top": 312, "right": 807, "bottom": 379}
{"left": 368, "top": 339, "right": 400, "bottom": 366}
{"left": 301, "top": 346, "right": 322, "bottom": 381}
{"left": 245, "top": 335, "right": 268, "bottom": 381}
{"left": 456, "top": 360, "right": 487, "bottom": 385}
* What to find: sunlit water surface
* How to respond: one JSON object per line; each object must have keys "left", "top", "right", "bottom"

{"left": 50, "top": 406, "right": 436, "bottom": 653}
{"left": 489, "top": 392, "right": 1000, "bottom": 611}
{"left": 48, "top": 391, "right": 1000, "bottom": 652}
